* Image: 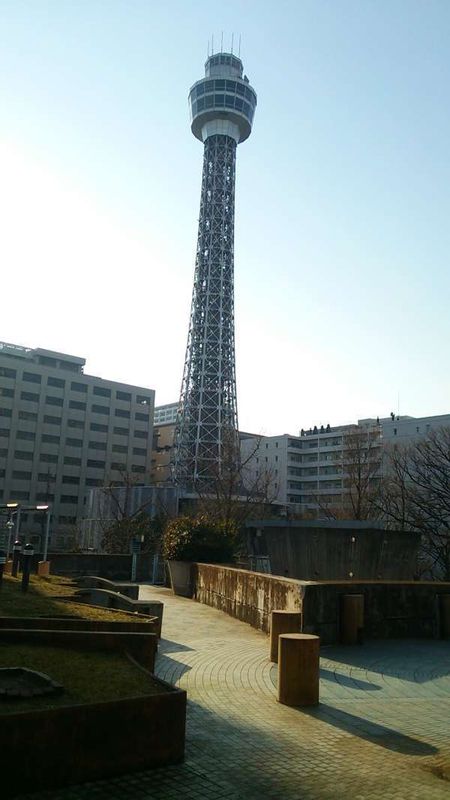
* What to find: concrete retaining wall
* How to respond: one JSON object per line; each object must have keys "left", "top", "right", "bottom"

{"left": 1, "top": 681, "right": 186, "bottom": 797}
{"left": 0, "top": 628, "right": 157, "bottom": 671}
{"left": 193, "top": 564, "right": 450, "bottom": 643}
{"left": 194, "top": 564, "right": 302, "bottom": 633}
{"left": 30, "top": 552, "right": 153, "bottom": 581}
{"left": 301, "top": 581, "right": 450, "bottom": 644}
{"left": 70, "top": 588, "right": 163, "bottom": 637}
{"left": 76, "top": 576, "right": 139, "bottom": 599}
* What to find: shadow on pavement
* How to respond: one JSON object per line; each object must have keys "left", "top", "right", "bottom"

{"left": 304, "top": 703, "right": 437, "bottom": 755}
{"left": 319, "top": 667, "right": 381, "bottom": 691}
{"left": 321, "top": 640, "right": 450, "bottom": 685}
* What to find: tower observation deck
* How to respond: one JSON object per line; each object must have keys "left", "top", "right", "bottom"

{"left": 173, "top": 52, "right": 257, "bottom": 488}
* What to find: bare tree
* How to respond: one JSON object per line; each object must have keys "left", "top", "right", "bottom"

{"left": 379, "top": 428, "right": 450, "bottom": 579}
{"left": 312, "top": 427, "right": 383, "bottom": 521}
{"left": 192, "top": 431, "right": 279, "bottom": 536}
{"left": 98, "top": 469, "right": 167, "bottom": 554}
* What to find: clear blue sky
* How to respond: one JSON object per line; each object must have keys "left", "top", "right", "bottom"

{"left": 1, "top": 0, "right": 449, "bottom": 435}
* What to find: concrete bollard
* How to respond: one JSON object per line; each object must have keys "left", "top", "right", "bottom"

{"left": 278, "top": 633, "right": 320, "bottom": 707}
{"left": 340, "top": 594, "right": 364, "bottom": 645}
{"left": 37, "top": 561, "right": 51, "bottom": 578}
{"left": 270, "top": 610, "right": 302, "bottom": 663}
{"left": 440, "top": 594, "right": 450, "bottom": 639}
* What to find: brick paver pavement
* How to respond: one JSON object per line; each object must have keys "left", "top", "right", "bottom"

{"left": 19, "top": 585, "right": 450, "bottom": 799}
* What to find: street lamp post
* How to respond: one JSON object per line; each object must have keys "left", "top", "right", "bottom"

{"left": 131, "top": 534, "right": 145, "bottom": 583}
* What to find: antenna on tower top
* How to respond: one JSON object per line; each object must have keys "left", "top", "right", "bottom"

{"left": 238, "top": 34, "right": 241, "bottom": 57}
{"left": 212, "top": 34, "right": 214, "bottom": 54}
{"left": 221, "top": 31, "right": 223, "bottom": 51}
{"left": 231, "top": 32, "right": 234, "bottom": 54}
{"left": 207, "top": 39, "right": 209, "bottom": 58}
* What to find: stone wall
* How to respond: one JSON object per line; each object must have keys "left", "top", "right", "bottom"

{"left": 301, "top": 581, "right": 450, "bottom": 644}
{"left": 193, "top": 564, "right": 450, "bottom": 643}
{"left": 194, "top": 564, "right": 302, "bottom": 633}
{"left": 31, "top": 552, "right": 154, "bottom": 581}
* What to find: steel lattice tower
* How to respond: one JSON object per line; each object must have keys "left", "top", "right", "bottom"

{"left": 173, "top": 51, "right": 257, "bottom": 488}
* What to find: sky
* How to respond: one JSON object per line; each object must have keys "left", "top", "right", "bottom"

{"left": 0, "top": 0, "right": 449, "bottom": 436}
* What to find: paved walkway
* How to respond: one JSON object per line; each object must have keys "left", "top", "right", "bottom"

{"left": 22, "top": 586, "right": 450, "bottom": 799}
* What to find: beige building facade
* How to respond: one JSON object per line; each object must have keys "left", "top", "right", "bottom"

{"left": 0, "top": 341, "right": 154, "bottom": 549}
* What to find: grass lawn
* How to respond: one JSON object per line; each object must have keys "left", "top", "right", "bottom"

{"left": 0, "top": 643, "right": 164, "bottom": 714}
{"left": 0, "top": 574, "right": 140, "bottom": 621}
{"left": 0, "top": 575, "right": 164, "bottom": 713}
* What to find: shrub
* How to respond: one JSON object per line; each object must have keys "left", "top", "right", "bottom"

{"left": 162, "top": 515, "right": 236, "bottom": 563}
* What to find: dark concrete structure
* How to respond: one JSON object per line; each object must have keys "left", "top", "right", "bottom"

{"left": 246, "top": 520, "right": 420, "bottom": 581}
{"left": 194, "top": 563, "right": 450, "bottom": 643}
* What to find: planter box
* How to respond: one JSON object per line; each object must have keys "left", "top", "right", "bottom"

{"left": 1, "top": 677, "right": 186, "bottom": 797}
{"left": 167, "top": 561, "right": 193, "bottom": 598}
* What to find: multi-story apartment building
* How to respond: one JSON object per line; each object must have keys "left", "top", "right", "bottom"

{"left": 360, "top": 413, "right": 450, "bottom": 445}
{"left": 241, "top": 412, "right": 450, "bottom": 517}
{"left": 240, "top": 424, "right": 370, "bottom": 516}
{"left": 150, "top": 403, "right": 178, "bottom": 484}
{"left": 0, "top": 341, "right": 154, "bottom": 549}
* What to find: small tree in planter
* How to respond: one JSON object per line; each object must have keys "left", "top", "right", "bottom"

{"left": 162, "top": 515, "right": 236, "bottom": 597}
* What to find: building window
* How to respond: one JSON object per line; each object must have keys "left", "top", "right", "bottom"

{"left": 111, "top": 462, "right": 126, "bottom": 471}
{"left": 131, "top": 465, "right": 145, "bottom": 473}
{"left": 115, "top": 409, "right": 130, "bottom": 419}
{"left": 20, "top": 391, "right": 39, "bottom": 402}
{"left": 89, "top": 441, "right": 107, "bottom": 451}
{"left": 0, "top": 387, "right": 14, "bottom": 398}
{"left": 68, "top": 419, "right": 84, "bottom": 429}
{"left": 116, "top": 391, "right": 131, "bottom": 401}
{"left": 40, "top": 453, "right": 58, "bottom": 463}
{"left": 69, "top": 400, "right": 86, "bottom": 411}
{"left": 12, "top": 470, "right": 32, "bottom": 480}
{"left": 0, "top": 428, "right": 10, "bottom": 437}
{"left": 36, "top": 492, "right": 54, "bottom": 501}
{"left": 394, "top": 428, "right": 397, "bottom": 435}
{"left": 93, "top": 386, "right": 111, "bottom": 398}
{"left": 62, "top": 475, "right": 80, "bottom": 485}
{"left": 14, "top": 451, "right": 34, "bottom": 460}
{"left": 66, "top": 437, "right": 82, "bottom": 447}
{"left": 135, "top": 412, "right": 148, "bottom": 421}
{"left": 60, "top": 495, "right": 78, "bottom": 504}
{"left": 43, "top": 414, "right": 61, "bottom": 425}
{"left": 12, "top": 490, "right": 30, "bottom": 500}
{"left": 37, "top": 472, "right": 55, "bottom": 482}
{"left": 0, "top": 367, "right": 16, "bottom": 378}
{"left": 64, "top": 456, "right": 82, "bottom": 466}
{"left": 0, "top": 408, "right": 12, "bottom": 417}
{"left": 87, "top": 459, "right": 105, "bottom": 469}
{"left": 134, "top": 430, "right": 148, "bottom": 439}
{"left": 113, "top": 426, "right": 128, "bottom": 436}
{"left": 23, "top": 371, "right": 41, "bottom": 384}
{"left": 136, "top": 395, "right": 151, "bottom": 405}
{"left": 85, "top": 478, "right": 102, "bottom": 487}
{"left": 90, "top": 423, "right": 108, "bottom": 433}
{"left": 42, "top": 434, "right": 60, "bottom": 444}
{"left": 46, "top": 395, "right": 64, "bottom": 407}
{"left": 92, "top": 404, "right": 109, "bottom": 415}
{"left": 47, "top": 376, "right": 65, "bottom": 388}
{"left": 112, "top": 444, "right": 127, "bottom": 454}
{"left": 58, "top": 516, "right": 77, "bottom": 524}
{"left": 133, "top": 447, "right": 147, "bottom": 456}
{"left": 17, "top": 430, "right": 36, "bottom": 441}
{"left": 71, "top": 382, "right": 87, "bottom": 393}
